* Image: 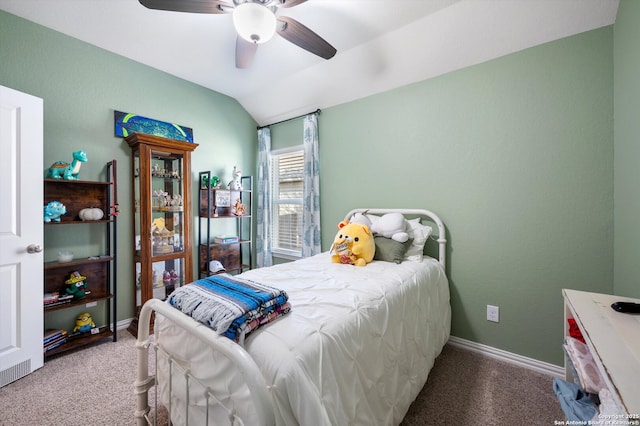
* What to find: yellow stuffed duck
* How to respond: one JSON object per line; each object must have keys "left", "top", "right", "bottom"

{"left": 330, "top": 220, "right": 375, "bottom": 266}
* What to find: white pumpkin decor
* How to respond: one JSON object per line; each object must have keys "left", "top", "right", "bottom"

{"left": 79, "top": 207, "right": 104, "bottom": 221}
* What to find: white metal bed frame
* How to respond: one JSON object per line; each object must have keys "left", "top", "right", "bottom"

{"left": 134, "top": 208, "right": 447, "bottom": 426}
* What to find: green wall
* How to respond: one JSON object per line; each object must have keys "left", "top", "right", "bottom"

{"left": 266, "top": 26, "right": 615, "bottom": 366}
{"left": 3, "top": 5, "right": 633, "bottom": 367}
{"left": 614, "top": 0, "right": 640, "bottom": 299}
{"left": 316, "top": 27, "right": 614, "bottom": 365}
{"left": 0, "top": 10, "right": 258, "bottom": 324}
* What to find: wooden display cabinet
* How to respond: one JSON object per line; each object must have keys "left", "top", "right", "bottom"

{"left": 125, "top": 133, "right": 198, "bottom": 336}
{"left": 43, "top": 160, "right": 117, "bottom": 358}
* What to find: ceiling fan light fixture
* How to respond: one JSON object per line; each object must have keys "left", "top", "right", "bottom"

{"left": 233, "top": 3, "right": 276, "bottom": 44}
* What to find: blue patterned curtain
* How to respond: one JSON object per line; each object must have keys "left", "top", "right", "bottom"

{"left": 256, "top": 127, "right": 273, "bottom": 267}
{"left": 302, "top": 113, "right": 322, "bottom": 257}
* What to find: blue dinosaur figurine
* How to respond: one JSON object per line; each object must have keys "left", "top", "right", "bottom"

{"left": 47, "top": 150, "right": 87, "bottom": 180}
{"left": 44, "top": 201, "right": 66, "bottom": 222}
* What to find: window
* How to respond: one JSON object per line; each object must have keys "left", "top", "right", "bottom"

{"left": 270, "top": 147, "right": 304, "bottom": 258}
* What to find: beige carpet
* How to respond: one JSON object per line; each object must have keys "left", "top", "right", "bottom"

{"left": 402, "top": 344, "right": 565, "bottom": 425}
{"left": 0, "top": 331, "right": 564, "bottom": 425}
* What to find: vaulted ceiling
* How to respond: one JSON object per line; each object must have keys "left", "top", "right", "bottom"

{"left": 0, "top": 0, "right": 620, "bottom": 125}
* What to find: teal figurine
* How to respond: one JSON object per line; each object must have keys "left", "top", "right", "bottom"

{"left": 44, "top": 201, "right": 66, "bottom": 222}
{"left": 47, "top": 150, "right": 87, "bottom": 180}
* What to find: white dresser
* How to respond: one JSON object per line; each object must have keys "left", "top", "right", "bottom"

{"left": 563, "top": 289, "right": 640, "bottom": 417}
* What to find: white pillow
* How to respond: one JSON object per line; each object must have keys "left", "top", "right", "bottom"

{"left": 404, "top": 218, "right": 432, "bottom": 261}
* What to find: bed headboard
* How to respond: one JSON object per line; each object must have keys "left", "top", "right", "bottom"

{"left": 344, "top": 208, "right": 447, "bottom": 269}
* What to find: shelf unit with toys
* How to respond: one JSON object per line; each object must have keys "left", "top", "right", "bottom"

{"left": 42, "top": 160, "right": 118, "bottom": 359}
{"left": 198, "top": 171, "right": 253, "bottom": 278}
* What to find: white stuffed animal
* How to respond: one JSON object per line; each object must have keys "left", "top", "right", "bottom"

{"left": 349, "top": 212, "right": 371, "bottom": 227}
{"left": 228, "top": 166, "right": 243, "bottom": 190}
{"left": 351, "top": 212, "right": 409, "bottom": 243}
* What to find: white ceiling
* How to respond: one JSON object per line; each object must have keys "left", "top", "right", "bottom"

{"left": 0, "top": 0, "right": 620, "bottom": 125}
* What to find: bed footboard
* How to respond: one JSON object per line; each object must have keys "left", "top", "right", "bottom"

{"left": 134, "top": 298, "right": 275, "bottom": 426}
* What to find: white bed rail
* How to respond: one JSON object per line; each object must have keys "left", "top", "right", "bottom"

{"left": 134, "top": 298, "right": 275, "bottom": 426}
{"left": 345, "top": 208, "right": 447, "bottom": 269}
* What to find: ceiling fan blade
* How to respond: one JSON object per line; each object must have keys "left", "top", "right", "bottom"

{"left": 278, "top": 0, "right": 308, "bottom": 8}
{"left": 138, "top": 0, "right": 231, "bottom": 14}
{"left": 276, "top": 16, "right": 336, "bottom": 60}
{"left": 236, "top": 36, "right": 258, "bottom": 69}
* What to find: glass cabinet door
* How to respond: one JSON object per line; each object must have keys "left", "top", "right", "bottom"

{"left": 135, "top": 259, "right": 184, "bottom": 305}
{"left": 127, "top": 133, "right": 197, "bottom": 322}
{"left": 135, "top": 149, "right": 186, "bottom": 306}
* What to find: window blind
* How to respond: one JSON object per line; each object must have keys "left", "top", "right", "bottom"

{"left": 271, "top": 150, "right": 304, "bottom": 253}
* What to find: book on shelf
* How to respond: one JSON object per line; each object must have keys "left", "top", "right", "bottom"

{"left": 214, "top": 235, "right": 239, "bottom": 244}
{"left": 44, "top": 293, "right": 74, "bottom": 307}
{"left": 43, "top": 329, "right": 68, "bottom": 352}
{"left": 44, "top": 292, "right": 75, "bottom": 303}
{"left": 44, "top": 328, "right": 67, "bottom": 343}
{"left": 44, "top": 334, "right": 67, "bottom": 347}
{"left": 44, "top": 338, "right": 68, "bottom": 353}
{"left": 44, "top": 292, "right": 59, "bottom": 304}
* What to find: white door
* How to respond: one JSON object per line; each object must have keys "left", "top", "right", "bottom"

{"left": 0, "top": 85, "right": 44, "bottom": 387}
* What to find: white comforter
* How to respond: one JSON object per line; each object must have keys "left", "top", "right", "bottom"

{"left": 155, "top": 252, "right": 451, "bottom": 426}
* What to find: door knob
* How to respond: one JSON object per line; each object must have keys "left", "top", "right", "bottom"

{"left": 27, "top": 244, "right": 43, "bottom": 253}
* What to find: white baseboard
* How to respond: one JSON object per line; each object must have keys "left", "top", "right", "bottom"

{"left": 116, "top": 318, "right": 133, "bottom": 331}
{"left": 447, "top": 336, "right": 564, "bottom": 378}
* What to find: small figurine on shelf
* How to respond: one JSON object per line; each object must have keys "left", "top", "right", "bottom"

{"left": 152, "top": 217, "right": 174, "bottom": 254}
{"left": 44, "top": 201, "right": 67, "bottom": 222}
{"left": 162, "top": 270, "right": 171, "bottom": 287}
{"left": 65, "top": 271, "right": 88, "bottom": 299}
{"left": 233, "top": 197, "right": 247, "bottom": 216}
{"left": 46, "top": 150, "right": 87, "bottom": 180}
{"left": 73, "top": 312, "right": 95, "bottom": 334}
{"left": 228, "top": 166, "right": 243, "bottom": 190}
{"left": 170, "top": 194, "right": 183, "bottom": 209}
{"left": 153, "top": 190, "right": 183, "bottom": 212}
{"left": 170, "top": 269, "right": 179, "bottom": 286}
{"left": 153, "top": 189, "right": 169, "bottom": 208}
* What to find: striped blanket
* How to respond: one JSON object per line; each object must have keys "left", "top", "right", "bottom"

{"left": 167, "top": 274, "right": 290, "bottom": 344}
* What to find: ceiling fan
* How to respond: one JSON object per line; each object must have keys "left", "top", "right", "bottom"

{"left": 138, "top": 0, "right": 337, "bottom": 68}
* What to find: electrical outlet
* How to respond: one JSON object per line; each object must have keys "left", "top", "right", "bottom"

{"left": 487, "top": 305, "right": 500, "bottom": 322}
